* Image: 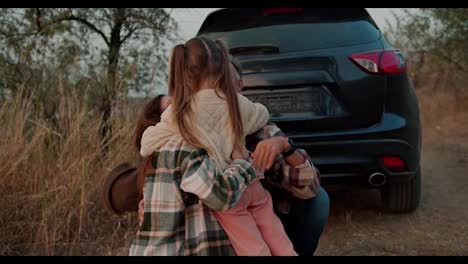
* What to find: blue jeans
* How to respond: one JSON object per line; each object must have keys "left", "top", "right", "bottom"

{"left": 276, "top": 187, "right": 330, "bottom": 256}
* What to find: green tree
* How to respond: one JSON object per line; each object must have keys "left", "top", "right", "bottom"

{"left": 0, "top": 8, "right": 178, "bottom": 139}
{"left": 385, "top": 8, "right": 468, "bottom": 74}
{"left": 384, "top": 8, "right": 468, "bottom": 95}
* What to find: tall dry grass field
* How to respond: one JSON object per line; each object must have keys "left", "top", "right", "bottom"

{"left": 0, "top": 88, "right": 141, "bottom": 255}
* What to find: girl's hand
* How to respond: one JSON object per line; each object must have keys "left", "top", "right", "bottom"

{"left": 251, "top": 136, "right": 289, "bottom": 173}
{"left": 138, "top": 199, "right": 144, "bottom": 227}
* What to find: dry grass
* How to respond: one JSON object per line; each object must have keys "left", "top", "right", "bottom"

{"left": 0, "top": 89, "right": 140, "bottom": 255}
{"left": 417, "top": 88, "right": 468, "bottom": 145}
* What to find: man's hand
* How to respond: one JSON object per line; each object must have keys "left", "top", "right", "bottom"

{"left": 251, "top": 136, "right": 290, "bottom": 173}
{"left": 138, "top": 199, "right": 144, "bottom": 227}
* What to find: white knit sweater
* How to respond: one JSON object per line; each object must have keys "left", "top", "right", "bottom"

{"left": 140, "top": 89, "right": 269, "bottom": 170}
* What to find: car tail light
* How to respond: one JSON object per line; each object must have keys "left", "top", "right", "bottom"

{"left": 381, "top": 156, "right": 407, "bottom": 172}
{"left": 260, "top": 8, "right": 303, "bottom": 15}
{"left": 350, "top": 50, "right": 407, "bottom": 74}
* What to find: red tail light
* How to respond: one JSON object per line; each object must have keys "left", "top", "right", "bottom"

{"left": 381, "top": 156, "right": 407, "bottom": 172}
{"left": 260, "top": 8, "right": 303, "bottom": 15}
{"left": 350, "top": 50, "right": 407, "bottom": 74}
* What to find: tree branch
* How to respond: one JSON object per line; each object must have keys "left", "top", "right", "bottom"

{"left": 35, "top": 8, "right": 42, "bottom": 31}
{"left": 127, "top": 9, "right": 173, "bottom": 32}
{"left": 66, "top": 15, "right": 110, "bottom": 46}
{"left": 120, "top": 26, "right": 137, "bottom": 44}
{"left": 34, "top": 9, "right": 110, "bottom": 46}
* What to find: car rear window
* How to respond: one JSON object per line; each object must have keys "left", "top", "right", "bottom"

{"left": 198, "top": 8, "right": 381, "bottom": 53}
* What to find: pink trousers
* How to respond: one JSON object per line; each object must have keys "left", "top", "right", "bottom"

{"left": 214, "top": 181, "right": 297, "bottom": 256}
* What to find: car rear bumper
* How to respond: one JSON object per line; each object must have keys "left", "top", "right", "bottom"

{"left": 285, "top": 113, "right": 421, "bottom": 187}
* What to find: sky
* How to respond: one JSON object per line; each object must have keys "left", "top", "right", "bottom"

{"left": 171, "top": 8, "right": 406, "bottom": 42}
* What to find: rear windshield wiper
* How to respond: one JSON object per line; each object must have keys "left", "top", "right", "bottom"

{"left": 230, "top": 45, "right": 279, "bottom": 55}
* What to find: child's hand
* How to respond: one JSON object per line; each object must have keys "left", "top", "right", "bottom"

{"left": 252, "top": 136, "right": 289, "bottom": 173}
{"left": 138, "top": 199, "right": 144, "bottom": 227}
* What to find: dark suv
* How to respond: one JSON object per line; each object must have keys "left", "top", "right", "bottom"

{"left": 197, "top": 8, "right": 421, "bottom": 213}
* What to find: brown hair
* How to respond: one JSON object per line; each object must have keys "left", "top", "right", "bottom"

{"left": 134, "top": 94, "right": 165, "bottom": 152}
{"left": 168, "top": 37, "right": 244, "bottom": 150}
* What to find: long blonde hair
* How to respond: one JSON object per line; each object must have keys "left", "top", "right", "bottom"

{"left": 168, "top": 37, "right": 244, "bottom": 150}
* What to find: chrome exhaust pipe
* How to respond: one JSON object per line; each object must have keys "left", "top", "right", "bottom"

{"left": 368, "top": 172, "right": 387, "bottom": 187}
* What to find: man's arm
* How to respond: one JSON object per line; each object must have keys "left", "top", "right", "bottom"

{"left": 250, "top": 123, "right": 320, "bottom": 199}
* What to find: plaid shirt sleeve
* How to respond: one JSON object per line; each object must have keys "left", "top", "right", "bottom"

{"left": 248, "top": 123, "right": 321, "bottom": 199}
{"left": 278, "top": 149, "right": 321, "bottom": 199}
{"left": 180, "top": 148, "right": 258, "bottom": 211}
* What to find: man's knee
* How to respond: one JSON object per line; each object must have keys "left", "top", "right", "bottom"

{"left": 310, "top": 187, "right": 330, "bottom": 225}
{"left": 292, "top": 187, "right": 330, "bottom": 221}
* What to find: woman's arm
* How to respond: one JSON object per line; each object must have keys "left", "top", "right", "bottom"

{"left": 179, "top": 148, "right": 259, "bottom": 211}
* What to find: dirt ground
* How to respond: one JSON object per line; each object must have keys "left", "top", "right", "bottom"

{"left": 314, "top": 121, "right": 468, "bottom": 256}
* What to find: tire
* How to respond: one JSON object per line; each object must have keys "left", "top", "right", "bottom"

{"left": 381, "top": 168, "right": 421, "bottom": 213}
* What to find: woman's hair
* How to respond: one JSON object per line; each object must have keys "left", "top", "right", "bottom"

{"left": 168, "top": 37, "right": 244, "bottom": 150}
{"left": 134, "top": 94, "right": 165, "bottom": 152}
